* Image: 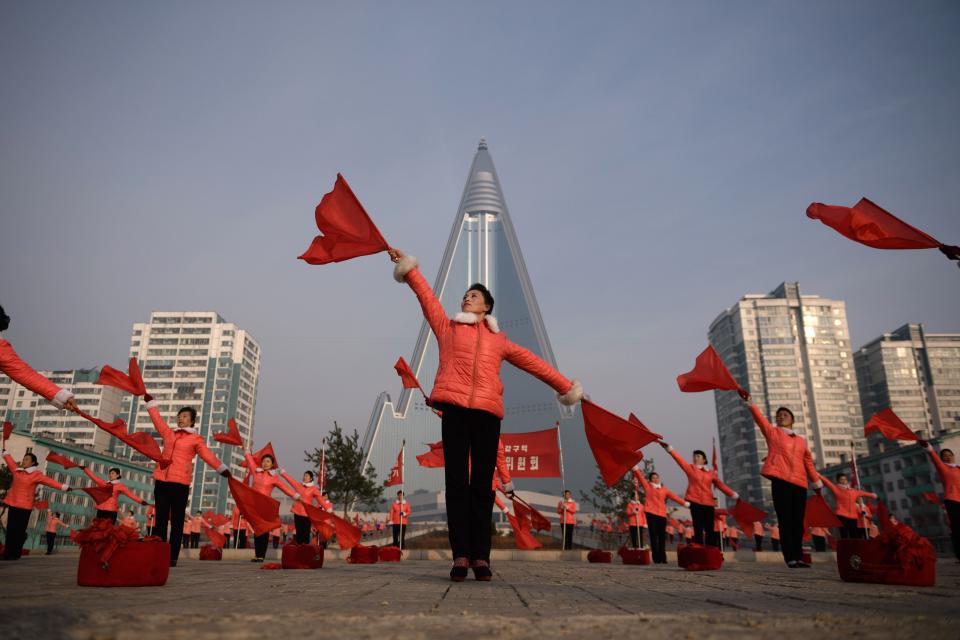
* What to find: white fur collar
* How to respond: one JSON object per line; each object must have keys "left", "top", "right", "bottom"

{"left": 175, "top": 427, "right": 197, "bottom": 435}
{"left": 453, "top": 312, "right": 499, "bottom": 334}
{"left": 256, "top": 468, "right": 278, "bottom": 475}
{"left": 694, "top": 464, "right": 711, "bottom": 472}
{"left": 779, "top": 426, "right": 797, "bottom": 436}
{"left": 19, "top": 465, "right": 40, "bottom": 474}
{"left": 302, "top": 481, "right": 316, "bottom": 487}
{"left": 395, "top": 499, "right": 407, "bottom": 504}
{"left": 109, "top": 479, "right": 120, "bottom": 484}
{"left": 651, "top": 483, "right": 662, "bottom": 489}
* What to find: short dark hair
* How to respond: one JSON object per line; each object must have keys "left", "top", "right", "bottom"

{"left": 55, "top": 512, "right": 61, "bottom": 517}
{"left": 177, "top": 407, "right": 197, "bottom": 424}
{"left": 303, "top": 470, "right": 315, "bottom": 481}
{"left": 397, "top": 490, "right": 403, "bottom": 496}
{"left": 648, "top": 472, "right": 660, "bottom": 481}
{"left": 23, "top": 452, "right": 38, "bottom": 466}
{"left": 0, "top": 304, "right": 9, "bottom": 332}
{"left": 467, "top": 283, "right": 494, "bottom": 313}
{"left": 941, "top": 448, "right": 954, "bottom": 461}
{"left": 692, "top": 450, "right": 707, "bottom": 461}
{"left": 836, "top": 473, "right": 848, "bottom": 482}
{"left": 109, "top": 467, "right": 121, "bottom": 478}
{"left": 775, "top": 406, "right": 795, "bottom": 421}
{"left": 261, "top": 454, "right": 275, "bottom": 466}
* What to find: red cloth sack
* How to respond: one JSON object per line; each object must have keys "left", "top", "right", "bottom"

{"left": 281, "top": 543, "right": 324, "bottom": 569}
{"left": 347, "top": 544, "right": 379, "bottom": 564}
{"left": 21, "top": 548, "right": 30, "bottom": 556}
{"left": 802, "top": 551, "right": 812, "bottom": 565}
{"left": 199, "top": 544, "right": 222, "bottom": 561}
{"left": 77, "top": 539, "right": 170, "bottom": 587}
{"left": 378, "top": 545, "right": 403, "bottom": 562}
{"left": 587, "top": 549, "right": 613, "bottom": 563}
{"left": 618, "top": 547, "right": 651, "bottom": 565}
{"left": 677, "top": 544, "right": 723, "bottom": 571}
{"left": 837, "top": 529, "right": 935, "bottom": 587}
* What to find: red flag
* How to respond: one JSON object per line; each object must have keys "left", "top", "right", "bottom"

{"left": 500, "top": 428, "right": 563, "bottom": 478}
{"left": 581, "top": 400, "right": 658, "bottom": 487}
{"left": 95, "top": 358, "right": 147, "bottom": 396}
{"left": 301, "top": 502, "right": 361, "bottom": 550}
{"left": 384, "top": 446, "right": 403, "bottom": 487}
{"left": 804, "top": 494, "right": 842, "bottom": 529}
{"left": 45, "top": 452, "right": 82, "bottom": 470}
{"left": 676, "top": 345, "right": 743, "bottom": 393}
{"left": 298, "top": 174, "right": 390, "bottom": 265}
{"left": 864, "top": 408, "right": 919, "bottom": 442}
{"left": 227, "top": 477, "right": 281, "bottom": 536}
{"left": 394, "top": 357, "right": 422, "bottom": 391}
{"left": 712, "top": 438, "right": 718, "bottom": 474}
{"left": 76, "top": 410, "right": 166, "bottom": 465}
{"left": 627, "top": 413, "right": 663, "bottom": 440}
{"left": 82, "top": 485, "right": 115, "bottom": 505}
{"left": 35, "top": 499, "right": 49, "bottom": 510}
{"left": 416, "top": 441, "right": 445, "bottom": 468}
{"left": 3, "top": 421, "right": 13, "bottom": 441}
{"left": 921, "top": 492, "right": 941, "bottom": 506}
{"left": 512, "top": 497, "right": 552, "bottom": 532}
{"left": 507, "top": 513, "right": 542, "bottom": 550}
{"left": 203, "top": 511, "right": 230, "bottom": 527}
{"left": 243, "top": 442, "right": 278, "bottom": 470}
{"left": 214, "top": 417, "right": 244, "bottom": 446}
{"left": 729, "top": 499, "right": 767, "bottom": 532}
{"left": 806, "top": 198, "right": 942, "bottom": 250}
{"left": 203, "top": 524, "right": 226, "bottom": 548}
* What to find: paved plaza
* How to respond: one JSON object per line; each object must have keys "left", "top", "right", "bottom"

{"left": 3, "top": 553, "right": 957, "bottom": 640}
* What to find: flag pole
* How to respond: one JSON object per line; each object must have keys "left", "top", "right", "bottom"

{"left": 399, "top": 439, "right": 405, "bottom": 556}
{"left": 851, "top": 445, "right": 869, "bottom": 539}
{"left": 556, "top": 421, "right": 568, "bottom": 551}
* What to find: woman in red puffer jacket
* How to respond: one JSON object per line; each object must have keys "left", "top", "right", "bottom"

{"left": 389, "top": 249, "right": 582, "bottom": 582}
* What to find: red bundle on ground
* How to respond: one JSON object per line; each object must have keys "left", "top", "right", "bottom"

{"left": 618, "top": 547, "right": 651, "bottom": 565}
{"left": 378, "top": 546, "right": 403, "bottom": 562}
{"left": 281, "top": 543, "right": 324, "bottom": 569}
{"left": 199, "top": 544, "right": 223, "bottom": 561}
{"left": 347, "top": 544, "right": 380, "bottom": 564}
{"left": 587, "top": 549, "right": 613, "bottom": 563}
{"left": 677, "top": 544, "right": 723, "bottom": 571}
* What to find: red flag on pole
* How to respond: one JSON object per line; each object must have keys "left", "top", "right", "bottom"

{"left": 203, "top": 512, "right": 230, "bottom": 527}
{"left": 95, "top": 358, "right": 147, "bottom": 396}
{"left": 298, "top": 174, "right": 390, "bottom": 265}
{"left": 864, "top": 408, "right": 919, "bottom": 442}
{"left": 806, "top": 198, "right": 943, "bottom": 250}
{"left": 804, "top": 494, "right": 842, "bottom": 528}
{"left": 3, "top": 421, "right": 14, "bottom": 442}
{"left": 243, "top": 443, "right": 279, "bottom": 470}
{"left": 415, "top": 441, "right": 445, "bottom": 468}
{"left": 35, "top": 499, "right": 49, "bottom": 510}
{"left": 45, "top": 452, "right": 82, "bottom": 469}
{"left": 76, "top": 410, "right": 167, "bottom": 466}
{"left": 500, "top": 428, "right": 563, "bottom": 478}
{"left": 729, "top": 499, "right": 767, "bottom": 532}
{"left": 384, "top": 446, "right": 404, "bottom": 486}
{"left": 214, "top": 417, "right": 244, "bottom": 446}
{"left": 394, "top": 357, "right": 422, "bottom": 391}
{"left": 512, "top": 496, "right": 552, "bottom": 532}
{"left": 203, "top": 524, "right": 226, "bottom": 548}
{"left": 921, "top": 492, "right": 941, "bottom": 506}
{"left": 82, "top": 485, "right": 115, "bottom": 505}
{"left": 676, "top": 346, "right": 743, "bottom": 394}
{"left": 581, "top": 400, "right": 658, "bottom": 487}
{"left": 712, "top": 438, "right": 719, "bottom": 475}
{"left": 227, "top": 477, "right": 281, "bottom": 536}
{"left": 627, "top": 413, "right": 663, "bottom": 440}
{"left": 507, "top": 513, "right": 543, "bottom": 550}
{"left": 301, "top": 502, "right": 362, "bottom": 550}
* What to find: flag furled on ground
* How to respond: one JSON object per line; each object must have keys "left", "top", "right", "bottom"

{"left": 864, "top": 408, "right": 919, "bottom": 442}
{"left": 298, "top": 174, "right": 390, "bottom": 265}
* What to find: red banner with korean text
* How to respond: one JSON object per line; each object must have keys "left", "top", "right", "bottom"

{"left": 500, "top": 428, "right": 561, "bottom": 478}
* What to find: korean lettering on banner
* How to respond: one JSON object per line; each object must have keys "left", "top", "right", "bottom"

{"left": 500, "top": 428, "right": 561, "bottom": 478}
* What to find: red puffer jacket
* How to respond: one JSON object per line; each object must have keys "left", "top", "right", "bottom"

{"left": 747, "top": 404, "right": 821, "bottom": 490}
{"left": 666, "top": 447, "right": 737, "bottom": 506}
{"left": 394, "top": 257, "right": 582, "bottom": 419}
{"left": 819, "top": 474, "right": 876, "bottom": 518}
{"left": 0, "top": 338, "right": 73, "bottom": 408}
{"left": 147, "top": 402, "right": 226, "bottom": 485}
{"left": 82, "top": 468, "right": 146, "bottom": 512}
{"left": 280, "top": 471, "right": 321, "bottom": 517}
{"left": 244, "top": 454, "right": 299, "bottom": 500}
{"left": 635, "top": 470, "right": 686, "bottom": 517}
{"left": 925, "top": 444, "right": 960, "bottom": 503}
{"left": 2, "top": 453, "right": 70, "bottom": 509}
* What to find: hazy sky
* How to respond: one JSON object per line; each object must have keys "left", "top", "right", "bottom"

{"left": 2, "top": 1, "right": 958, "bottom": 493}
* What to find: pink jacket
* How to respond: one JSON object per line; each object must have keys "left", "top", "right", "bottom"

{"left": 753, "top": 521, "right": 763, "bottom": 536}
{"left": 625, "top": 501, "right": 646, "bottom": 527}
{"left": 495, "top": 438, "right": 513, "bottom": 490}
{"left": 748, "top": 404, "right": 821, "bottom": 490}
{"left": 635, "top": 470, "right": 685, "bottom": 517}
{"left": 819, "top": 475, "right": 876, "bottom": 519}
{"left": 925, "top": 444, "right": 960, "bottom": 503}
{"left": 122, "top": 515, "right": 139, "bottom": 529}
{"left": 0, "top": 338, "right": 73, "bottom": 408}
{"left": 82, "top": 468, "right": 145, "bottom": 512}
{"left": 2, "top": 453, "right": 69, "bottom": 509}
{"left": 397, "top": 263, "right": 579, "bottom": 419}
{"left": 557, "top": 499, "right": 577, "bottom": 524}
{"left": 389, "top": 500, "right": 409, "bottom": 525}
{"left": 765, "top": 524, "right": 780, "bottom": 540}
{"left": 147, "top": 403, "right": 226, "bottom": 484}
{"left": 45, "top": 512, "right": 67, "bottom": 534}
{"left": 666, "top": 447, "right": 736, "bottom": 506}
{"left": 280, "top": 472, "right": 321, "bottom": 517}
{"left": 244, "top": 454, "right": 298, "bottom": 500}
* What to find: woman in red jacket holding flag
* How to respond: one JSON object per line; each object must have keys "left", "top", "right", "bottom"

{"left": 243, "top": 444, "right": 299, "bottom": 561}
{"left": 44, "top": 510, "right": 69, "bottom": 555}
{"left": 2, "top": 450, "right": 72, "bottom": 560}
{"left": 389, "top": 249, "right": 582, "bottom": 582}
{"left": 633, "top": 469, "right": 688, "bottom": 563}
{"left": 818, "top": 472, "right": 876, "bottom": 539}
{"left": 739, "top": 392, "right": 822, "bottom": 568}
{"left": 918, "top": 440, "right": 959, "bottom": 561}
{"left": 281, "top": 469, "right": 323, "bottom": 544}
{"left": 658, "top": 442, "right": 737, "bottom": 548}
{"left": 81, "top": 465, "right": 148, "bottom": 523}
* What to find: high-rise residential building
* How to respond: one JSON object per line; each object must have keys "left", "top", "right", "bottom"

{"left": 855, "top": 324, "right": 960, "bottom": 453}
{"left": 361, "top": 140, "right": 588, "bottom": 495}
{"left": 119, "top": 311, "right": 261, "bottom": 513}
{"left": 0, "top": 367, "right": 123, "bottom": 451}
{"left": 709, "top": 282, "right": 864, "bottom": 508}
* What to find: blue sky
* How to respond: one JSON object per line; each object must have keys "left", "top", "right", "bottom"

{"left": 1, "top": 1, "right": 958, "bottom": 492}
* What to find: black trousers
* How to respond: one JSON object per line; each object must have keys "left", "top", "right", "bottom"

{"left": 754, "top": 534, "right": 763, "bottom": 551}
{"left": 946, "top": 499, "right": 960, "bottom": 561}
{"left": 561, "top": 523, "right": 575, "bottom": 549}
{"left": 238, "top": 530, "right": 247, "bottom": 548}
{"left": 272, "top": 536, "right": 279, "bottom": 549}
{"left": 3, "top": 506, "right": 31, "bottom": 560}
{"left": 771, "top": 478, "right": 807, "bottom": 564}
{"left": 254, "top": 533, "right": 269, "bottom": 558}
{"left": 294, "top": 514, "right": 312, "bottom": 544}
{"left": 46, "top": 532, "right": 56, "bottom": 554}
{"left": 628, "top": 525, "right": 645, "bottom": 549}
{"left": 96, "top": 509, "right": 118, "bottom": 523}
{"left": 837, "top": 515, "right": 864, "bottom": 539}
{"left": 438, "top": 402, "right": 501, "bottom": 562}
{"left": 812, "top": 535, "right": 826, "bottom": 552}
{"left": 772, "top": 539, "right": 780, "bottom": 551}
{"left": 648, "top": 514, "right": 667, "bottom": 562}
{"left": 190, "top": 532, "right": 200, "bottom": 548}
{"left": 689, "top": 502, "right": 715, "bottom": 547}
{"left": 392, "top": 523, "right": 407, "bottom": 547}
{"left": 153, "top": 480, "right": 189, "bottom": 564}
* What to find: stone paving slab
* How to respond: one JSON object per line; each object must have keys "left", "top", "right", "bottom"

{"left": 2, "top": 555, "right": 956, "bottom": 639}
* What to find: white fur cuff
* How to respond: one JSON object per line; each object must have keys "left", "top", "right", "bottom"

{"left": 501, "top": 481, "right": 515, "bottom": 494}
{"left": 557, "top": 380, "right": 583, "bottom": 406}
{"left": 216, "top": 463, "right": 228, "bottom": 474}
{"left": 393, "top": 254, "right": 419, "bottom": 283}
{"left": 52, "top": 388, "right": 73, "bottom": 409}
{"left": 813, "top": 480, "right": 823, "bottom": 490}
{"left": 145, "top": 399, "right": 159, "bottom": 410}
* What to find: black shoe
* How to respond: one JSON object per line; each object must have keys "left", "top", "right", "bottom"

{"left": 787, "top": 560, "right": 800, "bottom": 568}
{"left": 472, "top": 560, "right": 493, "bottom": 582}
{"left": 450, "top": 557, "right": 469, "bottom": 582}
{"left": 795, "top": 561, "right": 811, "bottom": 568}
{"left": 169, "top": 560, "right": 178, "bottom": 567}
{"left": 251, "top": 557, "right": 264, "bottom": 563}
